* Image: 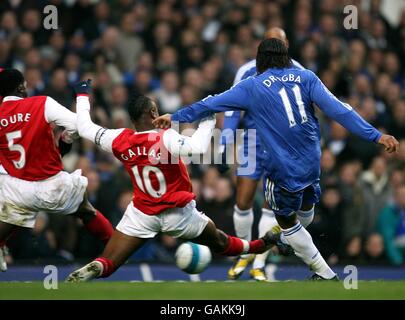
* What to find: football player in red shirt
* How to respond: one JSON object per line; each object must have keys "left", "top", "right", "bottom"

{"left": 67, "top": 80, "right": 275, "bottom": 282}
{"left": 0, "top": 69, "right": 113, "bottom": 271}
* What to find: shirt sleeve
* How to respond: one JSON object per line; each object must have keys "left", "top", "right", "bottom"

{"left": 76, "top": 95, "right": 124, "bottom": 153}
{"left": 162, "top": 115, "right": 216, "bottom": 156}
{"left": 309, "top": 73, "right": 382, "bottom": 143}
{"left": 221, "top": 111, "right": 241, "bottom": 145}
{"left": 44, "top": 97, "right": 77, "bottom": 135}
{"left": 172, "top": 78, "right": 251, "bottom": 123}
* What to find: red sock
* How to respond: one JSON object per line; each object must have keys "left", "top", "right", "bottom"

{"left": 220, "top": 236, "right": 246, "bottom": 256}
{"left": 84, "top": 211, "right": 113, "bottom": 244}
{"left": 247, "top": 239, "right": 266, "bottom": 254}
{"left": 95, "top": 257, "right": 115, "bottom": 278}
{"left": 220, "top": 236, "right": 266, "bottom": 256}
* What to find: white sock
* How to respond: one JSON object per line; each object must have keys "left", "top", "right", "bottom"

{"left": 297, "top": 206, "right": 314, "bottom": 227}
{"left": 252, "top": 208, "right": 276, "bottom": 269}
{"left": 233, "top": 205, "right": 254, "bottom": 259}
{"left": 279, "top": 208, "right": 314, "bottom": 244}
{"left": 259, "top": 208, "right": 279, "bottom": 235}
{"left": 282, "top": 222, "right": 335, "bottom": 279}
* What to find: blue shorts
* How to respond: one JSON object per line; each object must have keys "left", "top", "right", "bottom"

{"left": 236, "top": 131, "right": 265, "bottom": 180}
{"left": 264, "top": 178, "right": 321, "bottom": 216}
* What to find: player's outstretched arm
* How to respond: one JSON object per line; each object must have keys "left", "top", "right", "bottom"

{"left": 162, "top": 114, "right": 216, "bottom": 156}
{"left": 74, "top": 80, "right": 123, "bottom": 153}
{"left": 44, "top": 96, "right": 77, "bottom": 137}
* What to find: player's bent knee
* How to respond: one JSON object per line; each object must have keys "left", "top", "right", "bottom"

{"left": 275, "top": 213, "right": 297, "bottom": 229}
{"left": 75, "top": 198, "right": 97, "bottom": 221}
{"left": 300, "top": 203, "right": 314, "bottom": 212}
{"left": 236, "top": 199, "right": 253, "bottom": 211}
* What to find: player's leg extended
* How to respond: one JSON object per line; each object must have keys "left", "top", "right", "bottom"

{"left": 250, "top": 202, "right": 277, "bottom": 281}
{"left": 66, "top": 230, "right": 147, "bottom": 282}
{"left": 192, "top": 219, "right": 272, "bottom": 256}
{"left": 266, "top": 181, "right": 337, "bottom": 280}
{"left": 229, "top": 176, "right": 258, "bottom": 279}
{"left": 73, "top": 193, "right": 114, "bottom": 244}
{"left": 233, "top": 177, "right": 258, "bottom": 241}
{"left": 276, "top": 213, "right": 337, "bottom": 280}
{"left": 0, "top": 221, "right": 20, "bottom": 272}
{"left": 250, "top": 201, "right": 298, "bottom": 280}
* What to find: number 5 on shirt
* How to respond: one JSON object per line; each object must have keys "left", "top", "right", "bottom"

{"left": 6, "top": 130, "right": 26, "bottom": 169}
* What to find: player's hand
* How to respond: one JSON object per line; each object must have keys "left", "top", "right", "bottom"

{"left": 74, "top": 79, "right": 92, "bottom": 95}
{"left": 378, "top": 134, "right": 399, "bottom": 154}
{"left": 61, "top": 130, "right": 74, "bottom": 144}
{"left": 153, "top": 114, "right": 172, "bottom": 129}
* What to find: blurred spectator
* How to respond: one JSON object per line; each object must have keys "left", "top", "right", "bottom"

{"left": 364, "top": 233, "right": 386, "bottom": 264}
{"left": 152, "top": 70, "right": 181, "bottom": 114}
{"left": 64, "top": 52, "right": 82, "bottom": 85}
{"left": 360, "top": 156, "right": 391, "bottom": 237}
{"left": 343, "top": 236, "right": 363, "bottom": 263}
{"left": 338, "top": 162, "right": 367, "bottom": 243}
{"left": 116, "top": 12, "right": 144, "bottom": 73}
{"left": 130, "top": 68, "right": 154, "bottom": 96}
{"left": 326, "top": 122, "right": 349, "bottom": 156}
{"left": 24, "top": 67, "right": 44, "bottom": 96}
{"left": 320, "top": 148, "right": 338, "bottom": 186}
{"left": 111, "top": 190, "right": 132, "bottom": 227}
{"left": 388, "top": 100, "right": 405, "bottom": 140}
{"left": 198, "top": 172, "right": 235, "bottom": 235}
{"left": 43, "top": 68, "right": 73, "bottom": 108}
{"left": 310, "top": 185, "right": 343, "bottom": 261}
{"left": 377, "top": 185, "right": 405, "bottom": 266}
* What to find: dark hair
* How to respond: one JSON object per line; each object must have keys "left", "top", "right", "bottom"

{"left": 127, "top": 94, "right": 153, "bottom": 121}
{"left": 256, "top": 38, "right": 291, "bottom": 73}
{"left": 0, "top": 68, "right": 25, "bottom": 97}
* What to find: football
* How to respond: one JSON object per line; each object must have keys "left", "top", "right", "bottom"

{"left": 175, "top": 242, "right": 212, "bottom": 274}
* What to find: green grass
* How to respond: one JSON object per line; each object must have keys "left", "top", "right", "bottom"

{"left": 1, "top": 281, "right": 405, "bottom": 300}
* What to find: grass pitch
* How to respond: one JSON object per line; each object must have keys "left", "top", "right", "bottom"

{"left": 0, "top": 281, "right": 405, "bottom": 300}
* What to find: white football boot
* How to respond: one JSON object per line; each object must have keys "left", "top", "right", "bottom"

{"left": 66, "top": 261, "right": 103, "bottom": 282}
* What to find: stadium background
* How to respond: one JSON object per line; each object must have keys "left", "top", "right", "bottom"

{"left": 0, "top": 0, "right": 404, "bottom": 275}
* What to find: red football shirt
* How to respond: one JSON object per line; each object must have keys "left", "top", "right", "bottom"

{"left": 0, "top": 96, "right": 63, "bottom": 181}
{"left": 112, "top": 128, "right": 195, "bottom": 215}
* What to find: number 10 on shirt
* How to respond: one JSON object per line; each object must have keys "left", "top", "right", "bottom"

{"left": 132, "top": 165, "right": 167, "bottom": 198}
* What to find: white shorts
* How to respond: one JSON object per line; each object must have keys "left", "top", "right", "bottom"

{"left": 116, "top": 200, "right": 209, "bottom": 239}
{"left": 0, "top": 170, "right": 88, "bottom": 228}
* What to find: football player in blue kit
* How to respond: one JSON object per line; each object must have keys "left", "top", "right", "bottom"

{"left": 219, "top": 27, "right": 304, "bottom": 281}
{"left": 153, "top": 38, "right": 399, "bottom": 280}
